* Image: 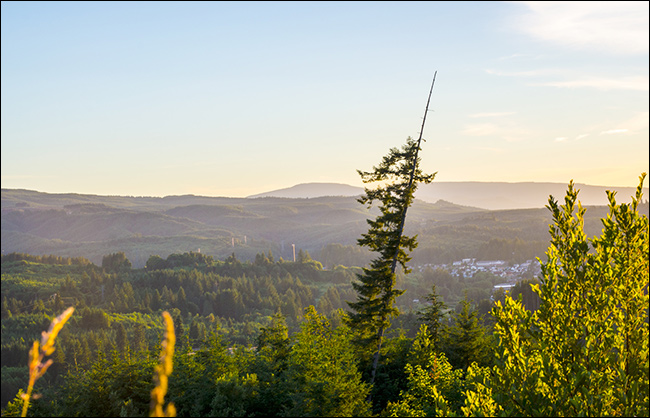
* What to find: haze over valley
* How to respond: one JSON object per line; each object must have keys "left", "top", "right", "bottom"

{"left": 3, "top": 181, "right": 647, "bottom": 268}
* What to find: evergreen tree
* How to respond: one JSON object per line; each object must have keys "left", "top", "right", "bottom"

{"left": 145, "top": 255, "right": 166, "bottom": 270}
{"left": 346, "top": 136, "right": 436, "bottom": 384}
{"left": 132, "top": 322, "right": 148, "bottom": 354}
{"left": 442, "top": 295, "right": 492, "bottom": 371}
{"left": 189, "top": 319, "right": 203, "bottom": 343}
{"left": 283, "top": 306, "right": 371, "bottom": 417}
{"left": 170, "top": 310, "right": 186, "bottom": 349}
{"left": 115, "top": 322, "right": 129, "bottom": 359}
{"left": 386, "top": 324, "right": 462, "bottom": 417}
{"left": 256, "top": 310, "right": 290, "bottom": 358}
{"left": 418, "top": 284, "right": 447, "bottom": 351}
{"left": 101, "top": 252, "right": 132, "bottom": 274}
{"left": 297, "top": 249, "right": 311, "bottom": 263}
{"left": 59, "top": 351, "right": 114, "bottom": 416}
{"left": 252, "top": 310, "right": 291, "bottom": 416}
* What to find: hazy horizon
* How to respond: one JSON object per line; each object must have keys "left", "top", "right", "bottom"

{"left": 2, "top": 172, "right": 649, "bottom": 200}
{"left": 2, "top": 1, "right": 648, "bottom": 198}
{"left": 3, "top": 178, "right": 649, "bottom": 202}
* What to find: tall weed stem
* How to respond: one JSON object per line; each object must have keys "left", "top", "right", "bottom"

{"left": 150, "top": 311, "right": 176, "bottom": 417}
{"left": 21, "top": 307, "right": 74, "bottom": 417}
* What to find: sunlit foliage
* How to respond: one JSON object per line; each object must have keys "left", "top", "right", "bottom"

{"left": 491, "top": 174, "right": 649, "bottom": 416}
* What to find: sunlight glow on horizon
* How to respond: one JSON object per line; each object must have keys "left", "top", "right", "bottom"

{"left": 1, "top": 1, "right": 648, "bottom": 197}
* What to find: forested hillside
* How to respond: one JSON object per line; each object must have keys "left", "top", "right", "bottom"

{"left": 4, "top": 188, "right": 646, "bottom": 269}
{"left": 1, "top": 189, "right": 475, "bottom": 267}
{"left": 1, "top": 177, "right": 648, "bottom": 417}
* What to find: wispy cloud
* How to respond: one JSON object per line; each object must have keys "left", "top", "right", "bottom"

{"left": 620, "top": 111, "right": 650, "bottom": 132}
{"left": 485, "top": 68, "right": 561, "bottom": 77}
{"left": 471, "top": 146, "right": 505, "bottom": 154}
{"left": 600, "top": 129, "right": 629, "bottom": 135}
{"left": 469, "top": 112, "right": 516, "bottom": 118}
{"left": 461, "top": 122, "right": 531, "bottom": 142}
{"left": 462, "top": 123, "right": 500, "bottom": 136}
{"left": 536, "top": 76, "right": 649, "bottom": 92}
{"left": 552, "top": 114, "right": 643, "bottom": 143}
{"left": 486, "top": 69, "right": 649, "bottom": 92}
{"left": 511, "top": 1, "right": 649, "bottom": 55}
{"left": 496, "top": 53, "right": 544, "bottom": 61}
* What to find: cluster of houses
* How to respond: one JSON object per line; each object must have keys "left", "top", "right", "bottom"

{"left": 419, "top": 258, "right": 542, "bottom": 291}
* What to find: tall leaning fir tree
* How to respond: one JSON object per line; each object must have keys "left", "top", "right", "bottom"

{"left": 347, "top": 73, "right": 437, "bottom": 385}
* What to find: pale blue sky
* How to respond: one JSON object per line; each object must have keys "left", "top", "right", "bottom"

{"left": 2, "top": 1, "right": 648, "bottom": 197}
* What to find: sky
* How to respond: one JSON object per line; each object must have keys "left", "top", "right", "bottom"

{"left": 1, "top": 1, "right": 648, "bottom": 197}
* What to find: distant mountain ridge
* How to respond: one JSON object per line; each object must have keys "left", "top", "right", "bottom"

{"left": 248, "top": 183, "right": 364, "bottom": 199}
{"left": 1, "top": 188, "right": 482, "bottom": 267}
{"left": 248, "top": 181, "right": 649, "bottom": 210}
{"left": 2, "top": 185, "right": 647, "bottom": 268}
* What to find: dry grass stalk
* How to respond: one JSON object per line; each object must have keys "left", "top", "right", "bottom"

{"left": 150, "top": 311, "right": 176, "bottom": 417}
{"left": 21, "top": 306, "right": 74, "bottom": 417}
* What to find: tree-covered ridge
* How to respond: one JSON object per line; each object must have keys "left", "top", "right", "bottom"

{"left": 1, "top": 175, "right": 648, "bottom": 417}
{"left": 8, "top": 185, "right": 642, "bottom": 270}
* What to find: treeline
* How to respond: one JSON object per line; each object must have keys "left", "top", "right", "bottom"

{"left": 0, "top": 252, "right": 94, "bottom": 266}
{"left": 1, "top": 251, "right": 354, "bottom": 332}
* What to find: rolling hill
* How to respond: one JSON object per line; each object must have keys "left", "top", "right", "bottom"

{"left": 2, "top": 181, "right": 647, "bottom": 268}
{"left": 1, "top": 188, "right": 482, "bottom": 267}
